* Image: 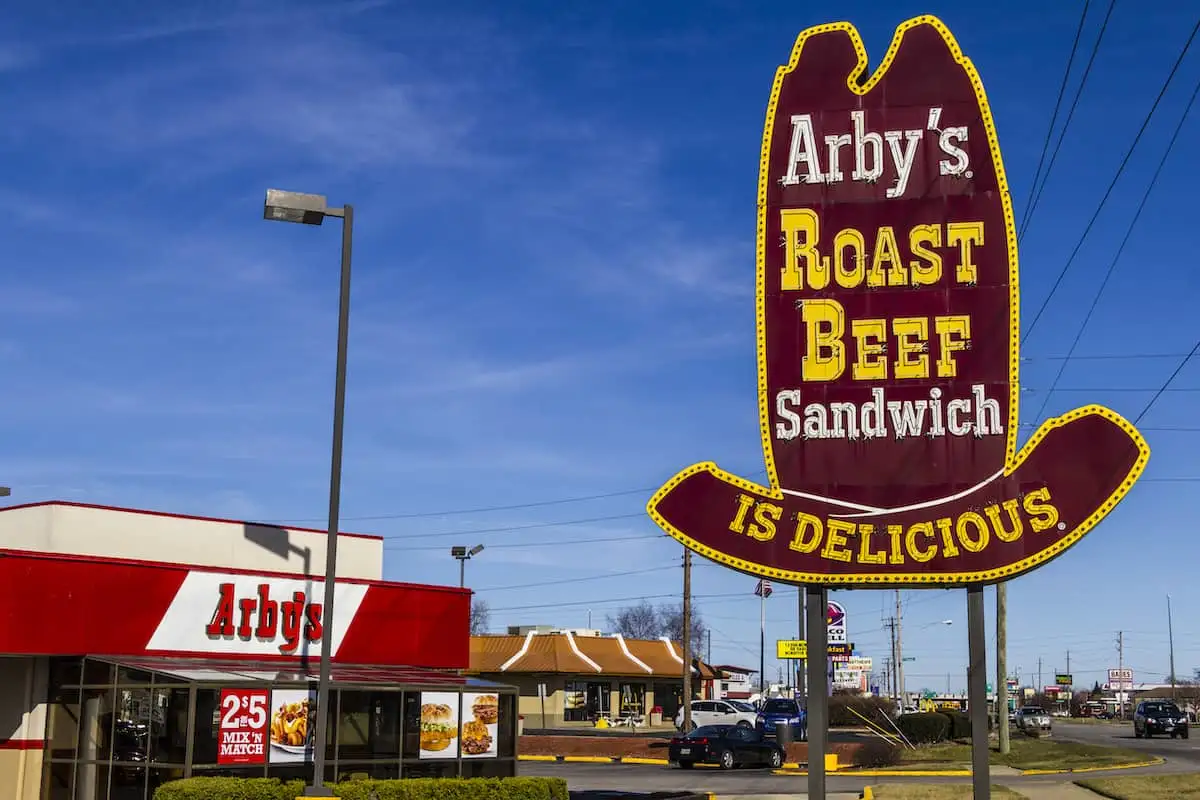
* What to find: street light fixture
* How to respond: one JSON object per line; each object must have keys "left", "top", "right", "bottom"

{"left": 452, "top": 544, "right": 485, "bottom": 587}
{"left": 263, "top": 188, "right": 353, "bottom": 797}
{"left": 0, "top": 487, "right": 10, "bottom": 497}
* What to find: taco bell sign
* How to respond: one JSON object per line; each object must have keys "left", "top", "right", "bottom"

{"left": 646, "top": 15, "right": 1149, "bottom": 587}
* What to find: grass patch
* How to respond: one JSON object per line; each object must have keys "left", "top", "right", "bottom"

{"left": 870, "top": 785, "right": 1024, "bottom": 799}
{"left": 1076, "top": 773, "right": 1200, "bottom": 799}
{"left": 893, "top": 738, "right": 1147, "bottom": 771}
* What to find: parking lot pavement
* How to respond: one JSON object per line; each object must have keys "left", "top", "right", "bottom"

{"left": 1054, "top": 720, "right": 1200, "bottom": 769}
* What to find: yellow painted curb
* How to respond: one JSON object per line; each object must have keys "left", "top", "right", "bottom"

{"left": 563, "top": 756, "right": 616, "bottom": 763}
{"left": 782, "top": 761, "right": 802, "bottom": 769}
{"left": 517, "top": 755, "right": 558, "bottom": 762}
{"left": 620, "top": 757, "right": 670, "bottom": 765}
{"left": 862, "top": 789, "right": 875, "bottom": 800}
{"left": 852, "top": 769, "right": 973, "bottom": 776}
{"left": 1020, "top": 757, "right": 1165, "bottom": 775}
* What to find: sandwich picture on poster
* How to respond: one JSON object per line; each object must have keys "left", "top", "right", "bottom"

{"left": 418, "top": 692, "right": 458, "bottom": 759}
{"left": 461, "top": 692, "right": 498, "bottom": 758}
{"left": 268, "top": 688, "right": 316, "bottom": 763}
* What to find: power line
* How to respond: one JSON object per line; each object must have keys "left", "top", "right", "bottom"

{"left": 1018, "top": 0, "right": 1115, "bottom": 241}
{"left": 386, "top": 532, "right": 661, "bottom": 551}
{"left": 1031, "top": 71, "right": 1200, "bottom": 424}
{"left": 1023, "top": 16, "right": 1200, "bottom": 340}
{"left": 377, "top": 511, "right": 648, "bottom": 541}
{"left": 1023, "top": 352, "right": 1200, "bottom": 362}
{"left": 267, "top": 468, "right": 767, "bottom": 525}
{"left": 476, "top": 563, "right": 676, "bottom": 593}
{"left": 1017, "top": 0, "right": 1094, "bottom": 238}
{"left": 1135, "top": 338, "right": 1200, "bottom": 425}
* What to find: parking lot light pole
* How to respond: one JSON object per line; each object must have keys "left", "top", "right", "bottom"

{"left": 452, "top": 544, "right": 485, "bottom": 587}
{"left": 263, "top": 189, "right": 353, "bottom": 795}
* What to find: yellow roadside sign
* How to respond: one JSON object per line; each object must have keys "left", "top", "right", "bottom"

{"left": 776, "top": 639, "right": 807, "bottom": 660}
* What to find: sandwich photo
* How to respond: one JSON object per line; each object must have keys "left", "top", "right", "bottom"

{"left": 471, "top": 694, "right": 499, "bottom": 725}
{"left": 419, "top": 703, "right": 456, "bottom": 752}
{"left": 461, "top": 719, "right": 493, "bottom": 755}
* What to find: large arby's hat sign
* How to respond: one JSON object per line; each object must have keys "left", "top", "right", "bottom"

{"left": 647, "top": 15, "right": 1149, "bottom": 587}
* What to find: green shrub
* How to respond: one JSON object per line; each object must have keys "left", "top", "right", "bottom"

{"left": 896, "top": 712, "right": 949, "bottom": 744}
{"left": 155, "top": 777, "right": 304, "bottom": 800}
{"left": 154, "top": 777, "right": 568, "bottom": 800}
{"left": 854, "top": 738, "right": 902, "bottom": 767}
{"left": 940, "top": 710, "right": 971, "bottom": 739}
{"left": 829, "top": 695, "right": 897, "bottom": 727}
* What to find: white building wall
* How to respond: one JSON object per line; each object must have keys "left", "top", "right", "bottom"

{"left": 0, "top": 657, "right": 47, "bottom": 800}
{"left": 0, "top": 503, "right": 382, "bottom": 580}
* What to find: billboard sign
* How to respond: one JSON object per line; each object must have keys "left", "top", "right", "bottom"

{"left": 646, "top": 15, "right": 1149, "bottom": 587}
{"left": 1056, "top": 674, "right": 1072, "bottom": 687}
{"left": 777, "top": 639, "right": 808, "bottom": 659}
{"left": 844, "top": 656, "right": 873, "bottom": 672}
{"left": 1108, "top": 668, "right": 1133, "bottom": 689}
{"left": 827, "top": 601, "right": 847, "bottom": 644}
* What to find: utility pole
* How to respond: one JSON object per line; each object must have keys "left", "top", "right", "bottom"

{"left": 1117, "top": 631, "right": 1124, "bottom": 720}
{"left": 1066, "top": 650, "right": 1072, "bottom": 714}
{"left": 798, "top": 588, "right": 807, "bottom": 697}
{"left": 885, "top": 616, "right": 898, "bottom": 700}
{"left": 707, "top": 628, "right": 712, "bottom": 667}
{"left": 682, "top": 548, "right": 693, "bottom": 730}
{"left": 1168, "top": 595, "right": 1177, "bottom": 700}
{"left": 1038, "top": 657, "right": 1042, "bottom": 695}
{"left": 759, "top": 584, "right": 767, "bottom": 694}
{"left": 997, "top": 582, "right": 1009, "bottom": 754}
{"left": 895, "top": 589, "right": 905, "bottom": 709}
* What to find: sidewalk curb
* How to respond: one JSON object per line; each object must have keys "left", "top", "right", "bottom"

{"left": 519, "top": 754, "right": 808, "bottom": 769}
{"left": 1020, "top": 757, "right": 1165, "bottom": 775}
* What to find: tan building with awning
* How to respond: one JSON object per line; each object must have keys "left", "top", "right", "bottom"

{"left": 469, "top": 632, "right": 721, "bottom": 728}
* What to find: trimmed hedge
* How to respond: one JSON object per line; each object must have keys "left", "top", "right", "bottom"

{"left": 854, "top": 739, "right": 902, "bottom": 767}
{"left": 154, "top": 777, "right": 569, "bottom": 800}
{"left": 829, "top": 695, "right": 897, "bottom": 727}
{"left": 896, "top": 712, "right": 950, "bottom": 744}
{"left": 940, "top": 709, "right": 971, "bottom": 740}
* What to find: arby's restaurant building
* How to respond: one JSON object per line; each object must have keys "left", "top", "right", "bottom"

{"left": 0, "top": 501, "right": 518, "bottom": 800}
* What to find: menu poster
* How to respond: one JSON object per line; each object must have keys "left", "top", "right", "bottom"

{"left": 418, "top": 692, "right": 459, "bottom": 760}
{"left": 268, "top": 688, "right": 316, "bottom": 763}
{"left": 461, "top": 692, "right": 498, "bottom": 759}
{"left": 217, "top": 689, "right": 269, "bottom": 765}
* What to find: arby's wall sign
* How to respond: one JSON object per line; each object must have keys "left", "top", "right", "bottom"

{"left": 647, "top": 15, "right": 1149, "bottom": 586}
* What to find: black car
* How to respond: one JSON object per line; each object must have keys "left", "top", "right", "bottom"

{"left": 1134, "top": 700, "right": 1189, "bottom": 739}
{"left": 668, "top": 724, "right": 785, "bottom": 770}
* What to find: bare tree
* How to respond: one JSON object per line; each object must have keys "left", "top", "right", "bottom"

{"left": 657, "top": 602, "right": 707, "bottom": 650}
{"left": 607, "top": 600, "right": 660, "bottom": 639}
{"left": 470, "top": 599, "right": 491, "bottom": 635}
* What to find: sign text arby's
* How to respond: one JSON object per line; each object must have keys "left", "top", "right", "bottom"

{"left": 646, "top": 15, "right": 1148, "bottom": 586}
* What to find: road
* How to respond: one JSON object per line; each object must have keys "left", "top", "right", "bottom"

{"left": 1053, "top": 719, "right": 1200, "bottom": 769}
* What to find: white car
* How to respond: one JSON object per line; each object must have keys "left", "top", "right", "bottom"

{"left": 675, "top": 699, "right": 758, "bottom": 731}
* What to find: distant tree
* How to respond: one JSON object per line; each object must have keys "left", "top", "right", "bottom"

{"left": 470, "top": 599, "right": 491, "bottom": 635}
{"left": 1091, "top": 681, "right": 1102, "bottom": 699}
{"left": 657, "top": 602, "right": 708, "bottom": 652}
{"left": 607, "top": 600, "right": 661, "bottom": 639}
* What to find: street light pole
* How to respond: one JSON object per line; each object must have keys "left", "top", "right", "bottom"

{"left": 263, "top": 189, "right": 353, "bottom": 795}
{"left": 1168, "top": 594, "right": 1177, "bottom": 699}
{"left": 452, "top": 544, "right": 485, "bottom": 588}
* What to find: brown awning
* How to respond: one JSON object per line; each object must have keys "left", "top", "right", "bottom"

{"left": 470, "top": 633, "right": 720, "bottom": 678}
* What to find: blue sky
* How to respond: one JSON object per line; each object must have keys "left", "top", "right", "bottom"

{"left": 1, "top": 0, "right": 1198, "bottom": 694}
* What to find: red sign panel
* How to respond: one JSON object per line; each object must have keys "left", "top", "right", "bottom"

{"left": 647, "top": 15, "right": 1148, "bottom": 586}
{"left": 0, "top": 550, "right": 469, "bottom": 667}
{"left": 218, "top": 689, "right": 269, "bottom": 764}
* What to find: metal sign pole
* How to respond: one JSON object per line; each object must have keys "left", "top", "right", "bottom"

{"left": 806, "top": 585, "right": 828, "bottom": 799}
{"left": 967, "top": 586, "right": 990, "bottom": 800}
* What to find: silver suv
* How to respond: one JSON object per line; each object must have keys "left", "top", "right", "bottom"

{"left": 1016, "top": 706, "right": 1052, "bottom": 733}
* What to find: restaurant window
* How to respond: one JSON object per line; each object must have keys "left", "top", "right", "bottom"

{"left": 80, "top": 658, "right": 114, "bottom": 687}
{"left": 147, "top": 688, "right": 189, "bottom": 764}
{"left": 619, "top": 683, "right": 646, "bottom": 717}
{"left": 79, "top": 687, "right": 115, "bottom": 762}
{"left": 41, "top": 762, "right": 72, "bottom": 800}
{"left": 653, "top": 682, "right": 682, "bottom": 721}
{"left": 401, "top": 760, "right": 458, "bottom": 779}
{"left": 115, "top": 688, "right": 152, "bottom": 765}
{"left": 496, "top": 693, "right": 517, "bottom": 758}
{"left": 562, "top": 682, "right": 588, "bottom": 722}
{"left": 190, "top": 689, "right": 220, "bottom": 765}
{"left": 46, "top": 687, "right": 81, "bottom": 760}
{"left": 461, "top": 759, "right": 512, "bottom": 778}
{"left": 337, "top": 690, "right": 400, "bottom": 761}
{"left": 73, "top": 764, "right": 110, "bottom": 800}
{"left": 49, "top": 657, "right": 82, "bottom": 690}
